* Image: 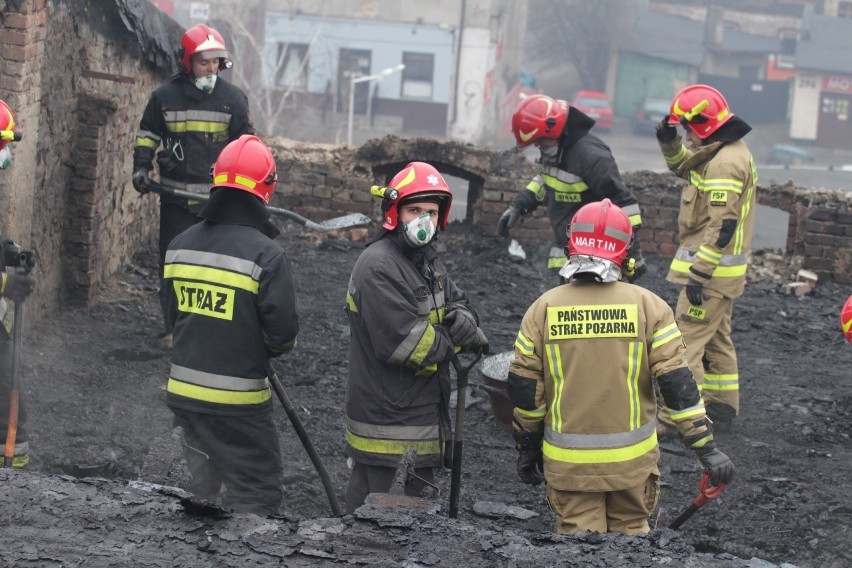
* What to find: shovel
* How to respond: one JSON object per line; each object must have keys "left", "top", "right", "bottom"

{"left": 363, "top": 448, "right": 440, "bottom": 510}
{"left": 448, "top": 349, "right": 483, "bottom": 519}
{"left": 267, "top": 364, "right": 343, "bottom": 516}
{"left": 668, "top": 471, "right": 726, "bottom": 530}
{"left": 147, "top": 182, "right": 373, "bottom": 233}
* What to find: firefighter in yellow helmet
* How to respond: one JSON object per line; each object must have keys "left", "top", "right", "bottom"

{"left": 343, "top": 162, "right": 489, "bottom": 513}
{"left": 0, "top": 98, "right": 35, "bottom": 468}
{"left": 133, "top": 24, "right": 255, "bottom": 347}
{"left": 655, "top": 84, "right": 757, "bottom": 433}
{"left": 163, "top": 135, "right": 298, "bottom": 515}
{"left": 508, "top": 199, "right": 734, "bottom": 535}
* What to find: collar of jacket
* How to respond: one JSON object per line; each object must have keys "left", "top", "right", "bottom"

{"left": 199, "top": 188, "right": 276, "bottom": 237}
{"left": 706, "top": 115, "right": 752, "bottom": 143}
{"left": 674, "top": 141, "right": 726, "bottom": 178}
{"left": 559, "top": 105, "right": 596, "bottom": 148}
{"left": 368, "top": 230, "right": 440, "bottom": 277}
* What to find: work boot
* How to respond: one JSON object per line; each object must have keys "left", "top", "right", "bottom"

{"left": 706, "top": 402, "right": 736, "bottom": 433}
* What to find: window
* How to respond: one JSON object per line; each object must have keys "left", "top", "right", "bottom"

{"left": 402, "top": 52, "right": 434, "bottom": 99}
{"left": 839, "top": 1, "right": 852, "bottom": 18}
{"left": 275, "top": 43, "right": 308, "bottom": 90}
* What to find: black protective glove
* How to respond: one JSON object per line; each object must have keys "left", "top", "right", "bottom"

{"left": 497, "top": 206, "right": 521, "bottom": 238}
{"left": 466, "top": 327, "right": 490, "bottom": 355}
{"left": 695, "top": 447, "right": 735, "bottom": 486}
{"left": 513, "top": 430, "right": 544, "bottom": 486}
{"left": 685, "top": 278, "right": 706, "bottom": 306}
{"left": 655, "top": 117, "right": 677, "bottom": 143}
{"left": 132, "top": 168, "right": 151, "bottom": 194}
{"left": 1, "top": 272, "right": 35, "bottom": 302}
{"left": 443, "top": 307, "right": 479, "bottom": 348}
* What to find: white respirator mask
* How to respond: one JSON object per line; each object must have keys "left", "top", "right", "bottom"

{"left": 0, "top": 146, "right": 11, "bottom": 169}
{"left": 402, "top": 213, "right": 436, "bottom": 247}
{"left": 193, "top": 74, "right": 218, "bottom": 94}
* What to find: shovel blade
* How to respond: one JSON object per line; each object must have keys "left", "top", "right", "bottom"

{"left": 313, "top": 213, "right": 373, "bottom": 232}
{"left": 364, "top": 492, "right": 435, "bottom": 509}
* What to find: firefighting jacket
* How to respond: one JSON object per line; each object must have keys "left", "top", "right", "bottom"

{"left": 511, "top": 107, "right": 642, "bottom": 268}
{"left": 163, "top": 190, "right": 298, "bottom": 416}
{"left": 133, "top": 74, "right": 254, "bottom": 201}
{"left": 344, "top": 235, "right": 471, "bottom": 468}
{"left": 508, "top": 279, "right": 715, "bottom": 492}
{"left": 659, "top": 136, "right": 757, "bottom": 299}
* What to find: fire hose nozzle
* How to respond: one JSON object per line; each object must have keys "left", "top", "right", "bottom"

{"left": 371, "top": 185, "right": 399, "bottom": 201}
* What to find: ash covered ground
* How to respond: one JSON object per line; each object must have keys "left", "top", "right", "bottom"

{"left": 1, "top": 220, "right": 850, "bottom": 567}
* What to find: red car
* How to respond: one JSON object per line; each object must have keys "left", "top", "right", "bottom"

{"left": 571, "top": 90, "right": 614, "bottom": 132}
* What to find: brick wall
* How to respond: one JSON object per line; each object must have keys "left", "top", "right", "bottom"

{"left": 268, "top": 135, "right": 852, "bottom": 285}
{"left": 0, "top": 0, "right": 181, "bottom": 320}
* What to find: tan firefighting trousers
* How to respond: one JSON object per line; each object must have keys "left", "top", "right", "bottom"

{"left": 661, "top": 289, "right": 739, "bottom": 422}
{"left": 545, "top": 474, "right": 660, "bottom": 535}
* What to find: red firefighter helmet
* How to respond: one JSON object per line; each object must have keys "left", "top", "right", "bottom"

{"left": 840, "top": 294, "right": 852, "bottom": 343}
{"left": 211, "top": 135, "right": 278, "bottom": 203}
{"left": 0, "top": 99, "right": 15, "bottom": 151}
{"left": 179, "top": 24, "right": 230, "bottom": 74}
{"left": 382, "top": 162, "right": 453, "bottom": 231}
{"left": 511, "top": 94, "right": 568, "bottom": 148}
{"left": 566, "top": 198, "right": 633, "bottom": 266}
{"left": 668, "top": 84, "right": 733, "bottom": 139}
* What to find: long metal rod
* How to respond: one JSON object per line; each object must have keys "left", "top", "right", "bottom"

{"left": 148, "top": 183, "right": 371, "bottom": 233}
{"left": 268, "top": 366, "right": 343, "bottom": 516}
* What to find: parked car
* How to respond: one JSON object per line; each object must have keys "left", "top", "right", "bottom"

{"left": 631, "top": 97, "right": 671, "bottom": 136}
{"left": 571, "top": 90, "right": 614, "bottom": 132}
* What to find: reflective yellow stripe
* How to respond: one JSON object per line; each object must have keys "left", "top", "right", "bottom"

{"left": 345, "top": 430, "right": 441, "bottom": 455}
{"left": 515, "top": 331, "right": 534, "bottom": 356}
{"left": 407, "top": 324, "right": 436, "bottom": 367}
{"left": 525, "top": 176, "right": 546, "bottom": 201}
{"left": 134, "top": 136, "right": 159, "bottom": 149}
{"left": 543, "top": 431, "right": 658, "bottom": 464}
{"left": 546, "top": 343, "right": 564, "bottom": 432}
{"left": 541, "top": 173, "right": 588, "bottom": 195}
{"left": 164, "top": 263, "right": 259, "bottom": 294}
{"left": 166, "top": 120, "right": 230, "bottom": 134}
{"left": 517, "top": 405, "right": 546, "bottom": 418}
{"left": 665, "top": 144, "right": 687, "bottom": 165}
{"left": 670, "top": 258, "right": 747, "bottom": 277}
{"left": 651, "top": 322, "right": 681, "bottom": 350}
{"left": 703, "top": 373, "right": 739, "bottom": 391}
{"left": 548, "top": 256, "right": 567, "bottom": 268}
{"left": 627, "top": 342, "right": 642, "bottom": 430}
{"left": 345, "top": 290, "right": 358, "bottom": 313}
{"left": 167, "top": 378, "right": 271, "bottom": 405}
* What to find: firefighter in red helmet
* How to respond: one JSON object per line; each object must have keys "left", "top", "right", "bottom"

{"left": 133, "top": 23, "right": 254, "bottom": 348}
{"left": 840, "top": 294, "right": 852, "bottom": 343}
{"left": 0, "top": 97, "right": 35, "bottom": 468}
{"left": 343, "top": 162, "right": 489, "bottom": 513}
{"left": 508, "top": 199, "right": 734, "bottom": 535}
{"left": 500, "top": 94, "right": 646, "bottom": 282}
{"left": 162, "top": 135, "right": 298, "bottom": 516}
{"left": 655, "top": 84, "right": 757, "bottom": 434}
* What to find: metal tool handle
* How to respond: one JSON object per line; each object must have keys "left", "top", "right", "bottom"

{"left": 447, "top": 349, "right": 483, "bottom": 519}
